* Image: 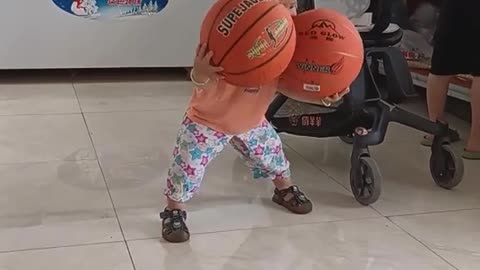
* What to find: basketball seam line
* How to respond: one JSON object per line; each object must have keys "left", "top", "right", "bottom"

{"left": 217, "top": 3, "right": 281, "bottom": 66}
{"left": 207, "top": 0, "right": 240, "bottom": 53}
{"left": 224, "top": 23, "right": 294, "bottom": 75}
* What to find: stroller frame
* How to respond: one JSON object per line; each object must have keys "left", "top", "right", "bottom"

{"left": 266, "top": 0, "right": 464, "bottom": 205}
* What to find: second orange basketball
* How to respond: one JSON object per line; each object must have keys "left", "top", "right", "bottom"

{"left": 200, "top": 0, "right": 296, "bottom": 86}
{"left": 281, "top": 8, "right": 364, "bottom": 102}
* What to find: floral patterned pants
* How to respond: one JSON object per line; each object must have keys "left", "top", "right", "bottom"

{"left": 165, "top": 116, "right": 291, "bottom": 202}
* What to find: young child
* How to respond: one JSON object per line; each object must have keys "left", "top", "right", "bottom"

{"left": 160, "top": 0, "right": 349, "bottom": 243}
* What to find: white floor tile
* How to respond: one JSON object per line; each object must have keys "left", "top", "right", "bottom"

{"left": 0, "top": 83, "right": 80, "bottom": 115}
{"left": 392, "top": 209, "right": 480, "bottom": 270}
{"left": 0, "top": 114, "right": 95, "bottom": 164}
{"left": 128, "top": 218, "right": 454, "bottom": 270}
{"left": 85, "top": 110, "right": 183, "bottom": 163}
{"left": 84, "top": 110, "right": 378, "bottom": 240}
{"left": 0, "top": 161, "right": 122, "bottom": 252}
{"left": 75, "top": 81, "right": 191, "bottom": 113}
{"left": 0, "top": 243, "right": 133, "bottom": 270}
{"left": 283, "top": 124, "right": 479, "bottom": 216}
{"left": 113, "top": 147, "right": 380, "bottom": 240}
{"left": 0, "top": 77, "right": 477, "bottom": 270}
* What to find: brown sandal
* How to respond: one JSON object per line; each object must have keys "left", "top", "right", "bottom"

{"left": 272, "top": 185, "right": 313, "bottom": 214}
{"left": 160, "top": 209, "right": 190, "bottom": 243}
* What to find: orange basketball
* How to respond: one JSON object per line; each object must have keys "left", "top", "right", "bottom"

{"left": 200, "top": 0, "right": 296, "bottom": 87}
{"left": 281, "top": 8, "right": 364, "bottom": 102}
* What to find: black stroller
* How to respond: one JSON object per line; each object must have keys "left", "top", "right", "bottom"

{"left": 266, "top": 0, "right": 464, "bottom": 205}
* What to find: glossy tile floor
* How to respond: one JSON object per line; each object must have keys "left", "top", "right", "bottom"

{"left": 0, "top": 71, "right": 477, "bottom": 270}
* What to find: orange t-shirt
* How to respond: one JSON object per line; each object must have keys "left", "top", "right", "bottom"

{"left": 186, "top": 80, "right": 279, "bottom": 135}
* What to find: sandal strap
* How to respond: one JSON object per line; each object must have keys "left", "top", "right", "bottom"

{"left": 160, "top": 209, "right": 189, "bottom": 234}
{"left": 277, "top": 185, "right": 309, "bottom": 206}
{"left": 160, "top": 209, "right": 187, "bottom": 220}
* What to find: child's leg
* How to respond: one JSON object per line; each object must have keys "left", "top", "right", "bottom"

{"left": 230, "top": 120, "right": 312, "bottom": 214}
{"left": 162, "top": 117, "right": 230, "bottom": 242}
{"left": 165, "top": 117, "right": 230, "bottom": 203}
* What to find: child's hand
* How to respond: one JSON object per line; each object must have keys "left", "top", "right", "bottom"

{"left": 319, "top": 87, "right": 350, "bottom": 107}
{"left": 192, "top": 44, "right": 224, "bottom": 84}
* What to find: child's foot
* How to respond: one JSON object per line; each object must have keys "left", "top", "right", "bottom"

{"left": 272, "top": 185, "right": 313, "bottom": 214}
{"left": 160, "top": 209, "right": 190, "bottom": 243}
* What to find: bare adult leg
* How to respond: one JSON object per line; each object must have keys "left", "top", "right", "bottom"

{"left": 426, "top": 74, "right": 453, "bottom": 123}
{"left": 421, "top": 74, "right": 454, "bottom": 145}
{"left": 466, "top": 76, "right": 480, "bottom": 152}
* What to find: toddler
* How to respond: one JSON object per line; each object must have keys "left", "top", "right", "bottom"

{"left": 160, "top": 0, "right": 349, "bottom": 243}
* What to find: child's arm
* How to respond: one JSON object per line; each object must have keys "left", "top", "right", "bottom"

{"left": 190, "top": 44, "right": 223, "bottom": 88}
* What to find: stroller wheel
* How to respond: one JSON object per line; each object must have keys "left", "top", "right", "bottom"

{"left": 350, "top": 156, "right": 382, "bottom": 205}
{"left": 430, "top": 144, "right": 464, "bottom": 189}
{"left": 339, "top": 133, "right": 354, "bottom": 144}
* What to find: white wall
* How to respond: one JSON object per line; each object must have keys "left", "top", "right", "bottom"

{"left": 0, "top": 0, "right": 370, "bottom": 70}
{"left": 0, "top": 0, "right": 215, "bottom": 69}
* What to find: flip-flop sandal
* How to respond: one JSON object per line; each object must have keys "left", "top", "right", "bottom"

{"left": 421, "top": 135, "right": 434, "bottom": 147}
{"left": 420, "top": 129, "right": 461, "bottom": 147}
{"left": 462, "top": 149, "right": 480, "bottom": 160}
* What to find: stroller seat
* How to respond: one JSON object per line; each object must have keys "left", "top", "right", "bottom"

{"left": 361, "top": 24, "right": 402, "bottom": 46}
{"left": 266, "top": 0, "right": 465, "bottom": 205}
